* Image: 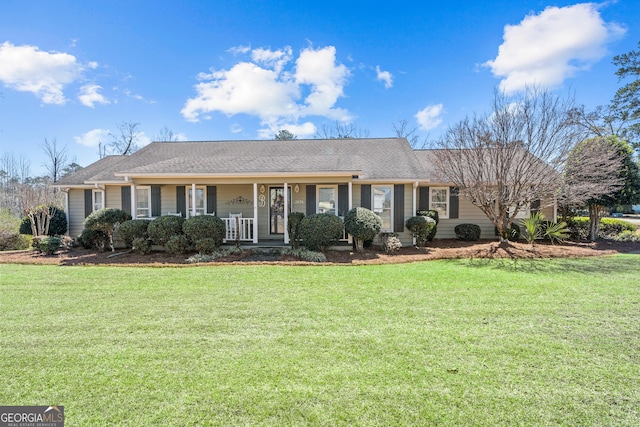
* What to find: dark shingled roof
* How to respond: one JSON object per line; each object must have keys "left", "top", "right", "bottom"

{"left": 56, "top": 138, "right": 430, "bottom": 185}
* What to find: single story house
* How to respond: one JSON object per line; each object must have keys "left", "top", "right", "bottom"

{"left": 55, "top": 137, "right": 555, "bottom": 246}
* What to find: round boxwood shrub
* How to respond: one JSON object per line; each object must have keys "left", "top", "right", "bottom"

{"left": 406, "top": 215, "right": 436, "bottom": 247}
{"left": 19, "top": 205, "right": 67, "bottom": 236}
{"left": 148, "top": 215, "right": 185, "bottom": 246}
{"left": 287, "top": 212, "right": 305, "bottom": 249}
{"left": 84, "top": 208, "right": 131, "bottom": 251}
{"left": 32, "top": 236, "right": 62, "bottom": 255}
{"left": 416, "top": 209, "right": 439, "bottom": 241}
{"left": 299, "top": 213, "right": 344, "bottom": 252}
{"left": 182, "top": 215, "right": 225, "bottom": 247}
{"left": 454, "top": 223, "right": 481, "bottom": 241}
{"left": 132, "top": 237, "right": 152, "bottom": 255}
{"left": 77, "top": 228, "right": 109, "bottom": 250}
{"left": 166, "top": 234, "right": 189, "bottom": 255}
{"left": 116, "top": 219, "right": 151, "bottom": 247}
{"left": 195, "top": 238, "right": 219, "bottom": 255}
{"left": 343, "top": 207, "right": 382, "bottom": 252}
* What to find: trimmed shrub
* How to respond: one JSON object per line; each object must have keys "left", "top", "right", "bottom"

{"left": 195, "top": 238, "right": 218, "bottom": 255}
{"left": 416, "top": 210, "right": 439, "bottom": 240}
{"left": 455, "top": 223, "right": 481, "bottom": 241}
{"left": 406, "top": 216, "right": 436, "bottom": 247}
{"left": 20, "top": 206, "right": 67, "bottom": 236}
{"left": 0, "top": 231, "right": 30, "bottom": 251}
{"left": 287, "top": 212, "right": 305, "bottom": 249}
{"left": 32, "top": 236, "right": 62, "bottom": 255}
{"left": 379, "top": 232, "right": 402, "bottom": 255}
{"left": 148, "top": 215, "right": 185, "bottom": 246}
{"left": 614, "top": 230, "right": 640, "bottom": 242}
{"left": 166, "top": 234, "right": 189, "bottom": 255}
{"left": 299, "top": 213, "right": 344, "bottom": 252}
{"left": 182, "top": 215, "right": 225, "bottom": 247}
{"left": 77, "top": 228, "right": 109, "bottom": 250}
{"left": 116, "top": 219, "right": 151, "bottom": 248}
{"left": 343, "top": 207, "right": 382, "bottom": 252}
{"left": 132, "top": 237, "right": 152, "bottom": 255}
{"left": 567, "top": 217, "right": 637, "bottom": 240}
{"left": 496, "top": 223, "right": 521, "bottom": 241}
{"left": 84, "top": 208, "right": 131, "bottom": 251}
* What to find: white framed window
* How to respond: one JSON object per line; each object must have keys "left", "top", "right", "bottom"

{"left": 136, "top": 186, "right": 151, "bottom": 218}
{"left": 187, "top": 186, "right": 206, "bottom": 216}
{"left": 372, "top": 185, "right": 393, "bottom": 231}
{"left": 317, "top": 186, "right": 338, "bottom": 215}
{"left": 92, "top": 189, "right": 104, "bottom": 212}
{"left": 430, "top": 187, "right": 449, "bottom": 219}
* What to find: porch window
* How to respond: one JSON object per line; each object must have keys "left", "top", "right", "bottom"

{"left": 92, "top": 189, "right": 104, "bottom": 212}
{"left": 136, "top": 186, "right": 151, "bottom": 218}
{"left": 430, "top": 187, "right": 449, "bottom": 219}
{"left": 317, "top": 186, "right": 337, "bottom": 215}
{"left": 372, "top": 185, "right": 392, "bottom": 231}
{"left": 188, "top": 186, "right": 205, "bottom": 216}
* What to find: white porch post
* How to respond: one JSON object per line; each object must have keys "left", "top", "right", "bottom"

{"left": 253, "top": 183, "right": 258, "bottom": 243}
{"left": 283, "top": 182, "right": 289, "bottom": 244}
{"left": 101, "top": 187, "right": 105, "bottom": 211}
{"left": 413, "top": 182, "right": 418, "bottom": 246}
{"left": 348, "top": 182, "right": 353, "bottom": 210}
{"left": 130, "top": 182, "right": 136, "bottom": 218}
{"left": 191, "top": 183, "right": 196, "bottom": 218}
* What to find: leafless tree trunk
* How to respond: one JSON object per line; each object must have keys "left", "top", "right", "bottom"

{"left": 41, "top": 138, "right": 69, "bottom": 185}
{"left": 316, "top": 121, "right": 369, "bottom": 139}
{"left": 432, "top": 87, "right": 586, "bottom": 242}
{"left": 155, "top": 126, "right": 179, "bottom": 142}
{"left": 393, "top": 119, "right": 427, "bottom": 148}
{"left": 107, "top": 121, "right": 141, "bottom": 155}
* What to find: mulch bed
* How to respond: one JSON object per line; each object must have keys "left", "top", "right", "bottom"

{"left": 1, "top": 239, "right": 638, "bottom": 267}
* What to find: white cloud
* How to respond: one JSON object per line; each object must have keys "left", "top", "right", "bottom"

{"left": 182, "top": 45, "right": 351, "bottom": 135}
{"left": 78, "top": 84, "right": 109, "bottom": 108}
{"left": 0, "top": 42, "right": 84, "bottom": 104}
{"left": 376, "top": 65, "right": 393, "bottom": 89}
{"left": 257, "top": 121, "right": 317, "bottom": 139}
{"left": 228, "top": 45, "right": 251, "bottom": 55}
{"left": 75, "top": 128, "right": 110, "bottom": 147}
{"left": 484, "top": 3, "right": 626, "bottom": 93}
{"left": 415, "top": 104, "right": 444, "bottom": 130}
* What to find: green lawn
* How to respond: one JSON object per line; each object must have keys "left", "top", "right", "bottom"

{"left": 1, "top": 256, "right": 639, "bottom": 426}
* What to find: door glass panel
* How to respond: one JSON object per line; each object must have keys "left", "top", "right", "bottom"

{"left": 270, "top": 187, "right": 290, "bottom": 234}
{"left": 318, "top": 187, "right": 336, "bottom": 215}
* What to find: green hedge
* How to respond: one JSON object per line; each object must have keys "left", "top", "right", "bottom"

{"left": 148, "top": 215, "right": 185, "bottom": 246}
{"left": 116, "top": 219, "right": 151, "bottom": 247}
{"left": 454, "top": 223, "right": 481, "bottom": 241}
{"left": 568, "top": 217, "right": 637, "bottom": 240}
{"left": 182, "top": 215, "right": 225, "bottom": 247}
{"left": 300, "top": 213, "right": 344, "bottom": 252}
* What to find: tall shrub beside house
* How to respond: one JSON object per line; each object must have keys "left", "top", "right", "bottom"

{"left": 287, "top": 212, "right": 305, "bottom": 249}
{"left": 299, "top": 213, "right": 344, "bottom": 252}
{"left": 343, "top": 207, "right": 382, "bottom": 252}
{"left": 116, "top": 219, "right": 151, "bottom": 248}
{"left": 416, "top": 210, "right": 439, "bottom": 241}
{"left": 406, "top": 215, "right": 436, "bottom": 247}
{"left": 83, "top": 208, "right": 131, "bottom": 252}
{"left": 20, "top": 205, "right": 67, "bottom": 236}
{"left": 182, "top": 215, "right": 225, "bottom": 248}
{"left": 147, "top": 215, "right": 185, "bottom": 246}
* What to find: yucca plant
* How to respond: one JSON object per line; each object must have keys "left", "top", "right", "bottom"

{"left": 544, "top": 221, "right": 570, "bottom": 245}
{"left": 522, "top": 212, "right": 543, "bottom": 245}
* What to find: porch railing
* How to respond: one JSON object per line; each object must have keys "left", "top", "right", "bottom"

{"left": 223, "top": 217, "right": 255, "bottom": 242}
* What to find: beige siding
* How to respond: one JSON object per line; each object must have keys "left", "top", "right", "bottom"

{"left": 67, "top": 189, "right": 86, "bottom": 238}
{"left": 105, "top": 185, "right": 122, "bottom": 210}
{"left": 436, "top": 197, "right": 496, "bottom": 240}
{"left": 161, "top": 185, "right": 178, "bottom": 216}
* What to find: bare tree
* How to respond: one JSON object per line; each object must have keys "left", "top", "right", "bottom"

{"left": 107, "top": 121, "right": 141, "bottom": 155}
{"left": 316, "top": 121, "right": 369, "bottom": 139}
{"left": 393, "top": 119, "right": 427, "bottom": 148}
{"left": 155, "top": 126, "right": 179, "bottom": 142}
{"left": 560, "top": 136, "right": 625, "bottom": 240}
{"left": 432, "top": 88, "right": 585, "bottom": 242}
{"left": 41, "top": 138, "right": 69, "bottom": 184}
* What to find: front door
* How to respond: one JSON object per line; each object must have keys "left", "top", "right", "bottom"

{"left": 269, "top": 187, "right": 291, "bottom": 235}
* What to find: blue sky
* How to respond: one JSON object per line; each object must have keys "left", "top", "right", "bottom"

{"left": 1, "top": 0, "right": 639, "bottom": 175}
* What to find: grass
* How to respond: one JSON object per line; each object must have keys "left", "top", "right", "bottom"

{"left": 1, "top": 256, "right": 639, "bottom": 426}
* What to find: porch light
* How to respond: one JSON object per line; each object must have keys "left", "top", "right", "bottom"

{"left": 294, "top": 184, "right": 299, "bottom": 193}
{"left": 260, "top": 184, "right": 265, "bottom": 193}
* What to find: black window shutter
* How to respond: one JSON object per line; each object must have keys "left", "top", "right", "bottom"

{"left": 306, "top": 185, "right": 316, "bottom": 216}
{"left": 419, "top": 187, "right": 429, "bottom": 212}
{"left": 338, "top": 185, "right": 348, "bottom": 216}
{"left": 121, "top": 186, "right": 131, "bottom": 215}
{"left": 84, "top": 189, "right": 92, "bottom": 218}
{"left": 361, "top": 185, "right": 371, "bottom": 209}
{"left": 394, "top": 184, "right": 404, "bottom": 232}
{"left": 449, "top": 187, "right": 459, "bottom": 219}
{"left": 176, "top": 186, "right": 186, "bottom": 217}
{"left": 206, "top": 186, "right": 217, "bottom": 214}
{"left": 531, "top": 199, "right": 540, "bottom": 214}
{"left": 151, "top": 186, "right": 161, "bottom": 217}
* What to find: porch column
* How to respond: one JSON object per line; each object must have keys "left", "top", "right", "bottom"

{"left": 191, "top": 183, "right": 196, "bottom": 218}
{"left": 348, "top": 182, "right": 353, "bottom": 210}
{"left": 412, "top": 182, "right": 418, "bottom": 246}
{"left": 130, "top": 183, "right": 136, "bottom": 218}
{"left": 253, "top": 183, "right": 258, "bottom": 243}
{"left": 101, "top": 187, "right": 105, "bottom": 211}
{"left": 283, "top": 182, "right": 289, "bottom": 244}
